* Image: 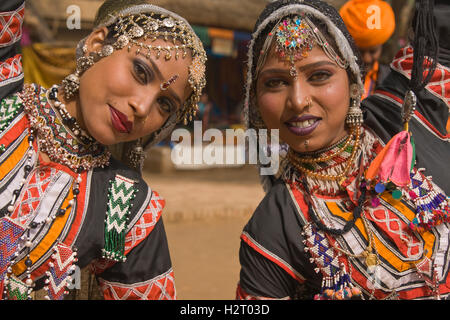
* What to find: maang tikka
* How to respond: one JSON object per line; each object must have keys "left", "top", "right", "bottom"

{"left": 274, "top": 15, "right": 315, "bottom": 78}
{"left": 256, "top": 13, "right": 348, "bottom": 79}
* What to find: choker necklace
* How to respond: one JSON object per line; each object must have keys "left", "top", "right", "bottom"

{"left": 295, "top": 131, "right": 353, "bottom": 163}
{"left": 288, "top": 126, "right": 361, "bottom": 183}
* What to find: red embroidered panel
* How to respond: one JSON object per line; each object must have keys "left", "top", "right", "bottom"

{"left": 0, "top": 54, "right": 22, "bottom": 83}
{"left": 0, "top": 4, "right": 24, "bottom": 47}
{"left": 391, "top": 46, "right": 450, "bottom": 108}
{"left": 124, "top": 190, "right": 165, "bottom": 254}
{"left": 99, "top": 269, "right": 175, "bottom": 300}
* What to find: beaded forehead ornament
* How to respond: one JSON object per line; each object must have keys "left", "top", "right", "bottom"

{"left": 257, "top": 13, "right": 348, "bottom": 79}
{"left": 274, "top": 15, "right": 315, "bottom": 77}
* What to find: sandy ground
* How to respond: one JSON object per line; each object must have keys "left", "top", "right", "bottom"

{"left": 144, "top": 165, "right": 265, "bottom": 300}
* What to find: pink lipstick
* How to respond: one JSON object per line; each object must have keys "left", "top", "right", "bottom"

{"left": 109, "top": 105, "right": 133, "bottom": 134}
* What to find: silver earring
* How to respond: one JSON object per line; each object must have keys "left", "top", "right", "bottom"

{"left": 100, "top": 44, "right": 114, "bottom": 58}
{"left": 346, "top": 84, "right": 364, "bottom": 127}
{"left": 61, "top": 71, "right": 80, "bottom": 101}
{"left": 127, "top": 138, "right": 147, "bottom": 172}
{"left": 62, "top": 54, "right": 95, "bottom": 100}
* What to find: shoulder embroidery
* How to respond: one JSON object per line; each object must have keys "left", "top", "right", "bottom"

{"left": 124, "top": 190, "right": 164, "bottom": 254}
{"left": 102, "top": 174, "right": 137, "bottom": 262}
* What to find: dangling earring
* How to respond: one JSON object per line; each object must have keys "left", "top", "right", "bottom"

{"left": 346, "top": 84, "right": 364, "bottom": 127}
{"left": 61, "top": 43, "right": 114, "bottom": 101}
{"left": 127, "top": 138, "right": 147, "bottom": 172}
{"left": 62, "top": 53, "right": 94, "bottom": 100}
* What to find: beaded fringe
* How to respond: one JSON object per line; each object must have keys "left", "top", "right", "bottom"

{"left": 102, "top": 174, "right": 137, "bottom": 262}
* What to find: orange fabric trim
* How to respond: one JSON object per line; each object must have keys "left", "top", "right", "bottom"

{"left": 363, "top": 61, "right": 379, "bottom": 99}
{"left": 0, "top": 133, "right": 29, "bottom": 181}
{"left": 0, "top": 113, "right": 27, "bottom": 146}
{"left": 62, "top": 171, "right": 87, "bottom": 247}
{"left": 447, "top": 117, "right": 450, "bottom": 134}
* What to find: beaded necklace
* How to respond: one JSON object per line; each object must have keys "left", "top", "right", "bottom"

{"left": 47, "top": 85, "right": 95, "bottom": 146}
{"left": 288, "top": 126, "right": 361, "bottom": 184}
{"left": 20, "top": 84, "right": 111, "bottom": 172}
{"left": 300, "top": 176, "right": 366, "bottom": 236}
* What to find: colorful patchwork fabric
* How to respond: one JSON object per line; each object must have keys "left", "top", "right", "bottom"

{"left": 238, "top": 127, "right": 450, "bottom": 300}
{"left": 0, "top": 54, "right": 23, "bottom": 88}
{"left": 391, "top": 46, "right": 450, "bottom": 109}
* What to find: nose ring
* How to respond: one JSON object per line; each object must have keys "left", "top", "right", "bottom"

{"left": 306, "top": 97, "right": 312, "bottom": 108}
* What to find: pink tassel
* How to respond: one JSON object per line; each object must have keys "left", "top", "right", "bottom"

{"left": 366, "top": 131, "right": 413, "bottom": 187}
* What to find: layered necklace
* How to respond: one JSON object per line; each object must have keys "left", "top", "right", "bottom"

{"left": 2, "top": 84, "right": 111, "bottom": 299}
{"left": 21, "top": 84, "right": 111, "bottom": 172}
{"left": 286, "top": 125, "right": 362, "bottom": 196}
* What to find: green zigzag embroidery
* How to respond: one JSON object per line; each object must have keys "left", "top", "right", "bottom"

{"left": 102, "top": 174, "right": 137, "bottom": 262}
{"left": 0, "top": 94, "right": 22, "bottom": 132}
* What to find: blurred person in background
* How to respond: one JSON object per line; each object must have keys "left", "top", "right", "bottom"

{"left": 340, "top": 0, "right": 396, "bottom": 100}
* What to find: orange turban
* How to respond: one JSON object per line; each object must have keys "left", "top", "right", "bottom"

{"left": 339, "top": 0, "right": 395, "bottom": 48}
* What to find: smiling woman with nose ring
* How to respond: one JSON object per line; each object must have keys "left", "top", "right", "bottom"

{"left": 237, "top": 0, "right": 450, "bottom": 300}
{"left": 0, "top": 0, "right": 206, "bottom": 300}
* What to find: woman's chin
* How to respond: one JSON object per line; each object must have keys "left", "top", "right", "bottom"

{"left": 86, "top": 128, "right": 118, "bottom": 146}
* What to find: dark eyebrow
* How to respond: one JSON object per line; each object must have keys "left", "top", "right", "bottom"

{"left": 136, "top": 53, "right": 183, "bottom": 109}
{"left": 259, "top": 60, "right": 337, "bottom": 78}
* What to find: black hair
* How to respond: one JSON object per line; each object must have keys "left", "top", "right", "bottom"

{"left": 409, "top": 0, "right": 439, "bottom": 95}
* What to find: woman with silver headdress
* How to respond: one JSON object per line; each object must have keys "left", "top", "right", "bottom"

{"left": 0, "top": 0, "right": 206, "bottom": 300}
{"left": 237, "top": 0, "right": 449, "bottom": 300}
